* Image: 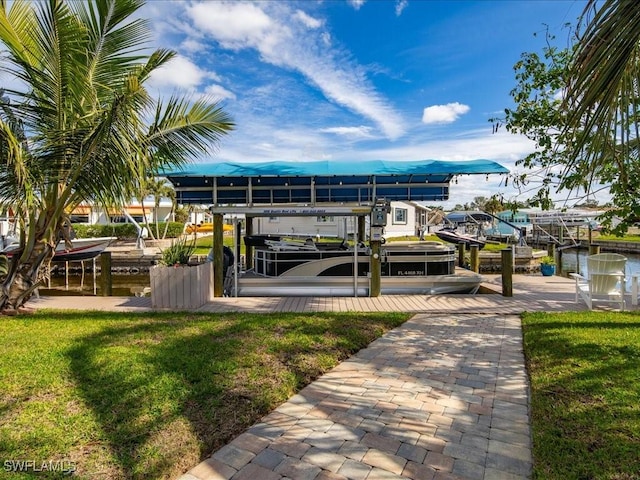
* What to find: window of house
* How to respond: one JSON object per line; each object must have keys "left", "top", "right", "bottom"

{"left": 316, "top": 216, "right": 335, "bottom": 223}
{"left": 393, "top": 208, "right": 407, "bottom": 224}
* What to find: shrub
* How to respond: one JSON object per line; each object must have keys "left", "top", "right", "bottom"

{"left": 72, "top": 222, "right": 184, "bottom": 240}
{"left": 159, "top": 236, "right": 196, "bottom": 266}
{"left": 147, "top": 222, "right": 184, "bottom": 238}
{"left": 540, "top": 255, "right": 556, "bottom": 265}
{"left": 72, "top": 223, "right": 137, "bottom": 239}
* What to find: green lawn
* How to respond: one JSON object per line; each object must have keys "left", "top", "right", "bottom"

{"left": 595, "top": 232, "right": 640, "bottom": 243}
{"left": 0, "top": 311, "right": 409, "bottom": 480}
{"left": 522, "top": 311, "right": 640, "bottom": 479}
{"left": 5, "top": 309, "right": 640, "bottom": 480}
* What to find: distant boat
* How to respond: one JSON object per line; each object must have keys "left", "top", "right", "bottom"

{"left": 435, "top": 228, "right": 486, "bottom": 249}
{"left": 1, "top": 237, "right": 116, "bottom": 262}
{"left": 185, "top": 223, "right": 233, "bottom": 234}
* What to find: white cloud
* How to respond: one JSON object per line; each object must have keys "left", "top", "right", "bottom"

{"left": 185, "top": 1, "right": 405, "bottom": 140}
{"left": 294, "top": 10, "right": 323, "bottom": 29}
{"left": 187, "top": 2, "right": 282, "bottom": 53}
{"left": 422, "top": 102, "right": 470, "bottom": 124}
{"left": 321, "top": 126, "right": 374, "bottom": 139}
{"left": 348, "top": 0, "right": 366, "bottom": 10}
{"left": 395, "top": 0, "right": 409, "bottom": 16}
{"left": 149, "top": 55, "right": 208, "bottom": 90}
{"left": 204, "top": 84, "right": 236, "bottom": 101}
{"left": 353, "top": 130, "right": 532, "bottom": 165}
{"left": 180, "top": 38, "right": 206, "bottom": 53}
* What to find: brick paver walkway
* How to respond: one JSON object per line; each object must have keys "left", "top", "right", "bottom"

{"left": 178, "top": 313, "right": 531, "bottom": 480}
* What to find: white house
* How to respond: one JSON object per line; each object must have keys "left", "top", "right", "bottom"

{"left": 68, "top": 197, "right": 174, "bottom": 225}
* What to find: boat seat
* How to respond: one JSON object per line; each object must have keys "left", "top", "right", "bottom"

{"left": 570, "top": 253, "right": 627, "bottom": 310}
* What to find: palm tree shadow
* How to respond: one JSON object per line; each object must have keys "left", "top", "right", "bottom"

{"left": 66, "top": 311, "right": 391, "bottom": 479}
{"left": 67, "top": 313, "right": 266, "bottom": 479}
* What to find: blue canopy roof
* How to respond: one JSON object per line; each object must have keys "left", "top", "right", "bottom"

{"left": 167, "top": 159, "right": 508, "bottom": 177}
{"left": 165, "top": 159, "right": 508, "bottom": 206}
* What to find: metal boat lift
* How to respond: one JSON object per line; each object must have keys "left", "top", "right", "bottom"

{"left": 165, "top": 159, "right": 508, "bottom": 297}
{"left": 527, "top": 210, "right": 601, "bottom": 248}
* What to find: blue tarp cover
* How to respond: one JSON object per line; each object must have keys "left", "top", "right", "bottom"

{"left": 166, "top": 159, "right": 508, "bottom": 204}
{"left": 167, "top": 159, "right": 508, "bottom": 177}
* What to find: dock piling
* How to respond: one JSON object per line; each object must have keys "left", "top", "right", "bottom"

{"left": 470, "top": 245, "right": 480, "bottom": 273}
{"left": 100, "top": 252, "right": 112, "bottom": 296}
{"left": 457, "top": 242, "right": 466, "bottom": 267}
{"left": 501, "top": 248, "right": 513, "bottom": 297}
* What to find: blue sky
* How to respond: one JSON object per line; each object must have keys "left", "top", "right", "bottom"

{"left": 144, "top": 0, "right": 586, "bottom": 208}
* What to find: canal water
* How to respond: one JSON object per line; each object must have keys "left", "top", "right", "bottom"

{"left": 559, "top": 249, "right": 640, "bottom": 273}
{"left": 38, "top": 249, "right": 640, "bottom": 296}
{"left": 558, "top": 249, "right": 640, "bottom": 289}
{"left": 40, "top": 273, "right": 151, "bottom": 297}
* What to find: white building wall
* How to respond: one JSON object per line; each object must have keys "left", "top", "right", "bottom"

{"left": 81, "top": 198, "right": 174, "bottom": 225}
{"left": 384, "top": 201, "right": 418, "bottom": 238}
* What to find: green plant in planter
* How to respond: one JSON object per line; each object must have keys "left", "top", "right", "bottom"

{"left": 540, "top": 256, "right": 556, "bottom": 265}
{"left": 539, "top": 255, "right": 556, "bottom": 276}
{"left": 159, "top": 236, "right": 196, "bottom": 266}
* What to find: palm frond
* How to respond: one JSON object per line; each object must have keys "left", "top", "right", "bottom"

{"left": 146, "top": 96, "right": 235, "bottom": 170}
{"left": 566, "top": 0, "right": 640, "bottom": 162}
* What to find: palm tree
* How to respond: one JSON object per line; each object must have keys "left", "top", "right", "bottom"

{"left": 567, "top": 0, "right": 640, "bottom": 141}
{"left": 483, "top": 196, "right": 503, "bottom": 215}
{"left": 139, "top": 176, "right": 176, "bottom": 240}
{"left": 0, "top": 0, "right": 234, "bottom": 312}
{"left": 564, "top": 0, "right": 640, "bottom": 230}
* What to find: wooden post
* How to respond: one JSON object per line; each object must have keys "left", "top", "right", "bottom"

{"left": 589, "top": 244, "right": 601, "bottom": 255}
{"left": 469, "top": 244, "right": 480, "bottom": 273}
{"left": 213, "top": 213, "right": 224, "bottom": 297}
{"left": 457, "top": 242, "right": 466, "bottom": 267}
{"left": 557, "top": 249, "right": 563, "bottom": 275}
{"left": 100, "top": 252, "right": 112, "bottom": 296}
{"left": 501, "top": 248, "right": 513, "bottom": 297}
{"left": 547, "top": 243, "right": 555, "bottom": 258}
{"left": 358, "top": 216, "right": 366, "bottom": 245}
{"left": 370, "top": 240, "right": 381, "bottom": 297}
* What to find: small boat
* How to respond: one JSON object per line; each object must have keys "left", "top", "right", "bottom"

{"left": 185, "top": 222, "right": 233, "bottom": 234}
{"left": 435, "top": 227, "right": 486, "bottom": 249}
{"left": 230, "top": 238, "right": 482, "bottom": 296}
{"left": 1, "top": 237, "right": 117, "bottom": 262}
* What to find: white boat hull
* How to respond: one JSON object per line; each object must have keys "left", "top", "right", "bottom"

{"left": 231, "top": 240, "right": 482, "bottom": 297}
{"left": 1, "top": 237, "right": 117, "bottom": 262}
{"left": 236, "top": 271, "right": 482, "bottom": 297}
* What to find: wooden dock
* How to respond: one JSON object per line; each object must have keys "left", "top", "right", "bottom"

{"left": 29, "top": 273, "right": 630, "bottom": 314}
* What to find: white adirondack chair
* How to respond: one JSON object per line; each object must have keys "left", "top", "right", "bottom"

{"left": 570, "top": 253, "right": 627, "bottom": 310}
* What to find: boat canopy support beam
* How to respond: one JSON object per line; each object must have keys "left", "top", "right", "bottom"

{"left": 213, "top": 214, "right": 224, "bottom": 297}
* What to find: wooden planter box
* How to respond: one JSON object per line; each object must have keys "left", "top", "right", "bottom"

{"left": 150, "top": 263, "right": 214, "bottom": 309}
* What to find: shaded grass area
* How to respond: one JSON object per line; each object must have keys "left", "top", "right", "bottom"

{"left": 522, "top": 311, "right": 640, "bottom": 480}
{"left": 0, "top": 310, "right": 409, "bottom": 479}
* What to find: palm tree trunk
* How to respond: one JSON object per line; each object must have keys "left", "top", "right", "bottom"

{"left": 0, "top": 243, "right": 54, "bottom": 312}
